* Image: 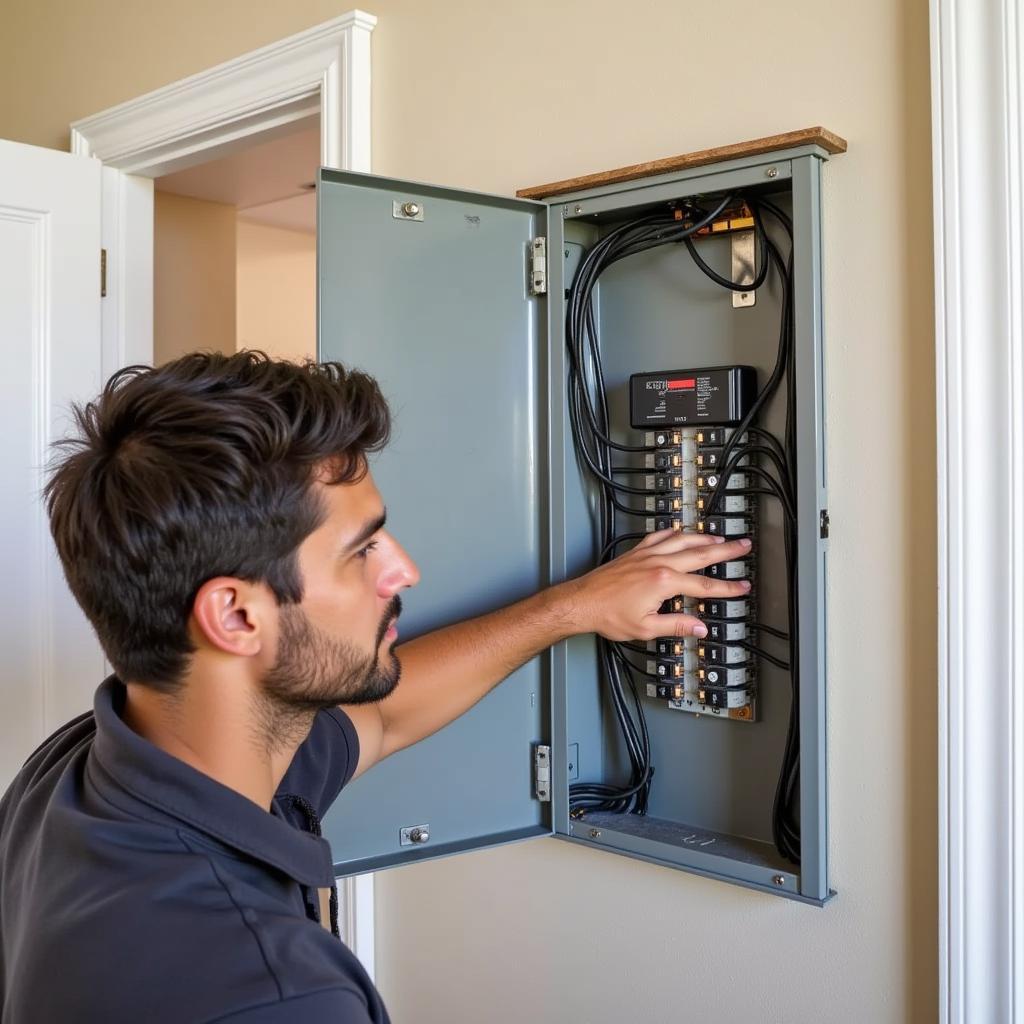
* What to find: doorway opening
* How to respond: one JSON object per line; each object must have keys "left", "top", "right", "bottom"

{"left": 153, "top": 115, "right": 320, "bottom": 367}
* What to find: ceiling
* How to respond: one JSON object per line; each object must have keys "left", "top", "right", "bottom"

{"left": 155, "top": 115, "right": 319, "bottom": 232}
{"left": 237, "top": 192, "right": 317, "bottom": 233}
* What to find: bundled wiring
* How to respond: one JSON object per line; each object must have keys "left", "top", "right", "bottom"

{"left": 564, "top": 192, "right": 802, "bottom": 864}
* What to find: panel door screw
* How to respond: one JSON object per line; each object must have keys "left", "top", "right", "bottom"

{"left": 574, "top": 205, "right": 584, "bottom": 214}
{"left": 409, "top": 827, "right": 429, "bottom": 844}
{"left": 401, "top": 201, "right": 421, "bottom": 217}
{"left": 765, "top": 166, "right": 779, "bottom": 179}
{"left": 589, "top": 828, "right": 602, "bottom": 839}
{"left": 772, "top": 874, "right": 786, "bottom": 886}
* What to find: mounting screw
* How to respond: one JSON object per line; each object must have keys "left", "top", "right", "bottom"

{"left": 409, "top": 827, "right": 429, "bottom": 844}
{"left": 574, "top": 205, "right": 584, "bottom": 214}
{"left": 589, "top": 828, "right": 602, "bottom": 839}
{"left": 772, "top": 874, "right": 786, "bottom": 886}
{"left": 765, "top": 166, "right": 779, "bottom": 179}
{"left": 401, "top": 201, "right": 421, "bottom": 217}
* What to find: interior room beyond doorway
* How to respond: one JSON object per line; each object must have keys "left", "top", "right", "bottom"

{"left": 153, "top": 114, "right": 320, "bottom": 367}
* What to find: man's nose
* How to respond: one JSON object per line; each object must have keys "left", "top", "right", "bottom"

{"left": 378, "top": 536, "right": 420, "bottom": 595}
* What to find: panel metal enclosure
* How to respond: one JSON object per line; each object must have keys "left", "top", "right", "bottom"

{"left": 543, "top": 145, "right": 833, "bottom": 904}
{"left": 317, "top": 169, "right": 551, "bottom": 873}
{"left": 315, "top": 144, "right": 833, "bottom": 904}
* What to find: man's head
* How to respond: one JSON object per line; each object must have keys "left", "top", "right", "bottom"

{"left": 45, "top": 351, "right": 419, "bottom": 715}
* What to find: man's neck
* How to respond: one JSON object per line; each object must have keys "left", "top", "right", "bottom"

{"left": 121, "top": 669, "right": 313, "bottom": 811}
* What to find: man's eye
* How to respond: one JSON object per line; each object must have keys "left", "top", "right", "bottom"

{"left": 356, "top": 541, "right": 379, "bottom": 560}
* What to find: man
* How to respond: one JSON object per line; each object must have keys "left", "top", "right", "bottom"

{"left": 0, "top": 352, "right": 750, "bottom": 1023}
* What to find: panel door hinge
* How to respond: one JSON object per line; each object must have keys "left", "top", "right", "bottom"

{"left": 529, "top": 237, "right": 547, "bottom": 295}
{"left": 534, "top": 743, "right": 551, "bottom": 802}
{"left": 100, "top": 248, "right": 107, "bottom": 298}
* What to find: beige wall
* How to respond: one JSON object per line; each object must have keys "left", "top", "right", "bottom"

{"left": 236, "top": 219, "right": 316, "bottom": 363}
{"left": 154, "top": 192, "right": 236, "bottom": 365}
{"left": 0, "top": 1, "right": 937, "bottom": 1022}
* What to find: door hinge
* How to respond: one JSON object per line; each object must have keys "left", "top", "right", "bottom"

{"left": 534, "top": 743, "right": 551, "bottom": 802}
{"left": 529, "top": 237, "right": 547, "bottom": 295}
{"left": 100, "top": 248, "right": 107, "bottom": 298}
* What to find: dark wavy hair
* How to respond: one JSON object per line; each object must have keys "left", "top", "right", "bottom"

{"left": 45, "top": 351, "right": 391, "bottom": 692}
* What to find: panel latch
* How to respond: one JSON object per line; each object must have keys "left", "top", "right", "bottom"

{"left": 534, "top": 744, "right": 551, "bottom": 801}
{"left": 529, "top": 237, "right": 547, "bottom": 295}
{"left": 820, "top": 508, "right": 830, "bottom": 539}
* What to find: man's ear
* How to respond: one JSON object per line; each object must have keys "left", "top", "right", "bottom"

{"left": 191, "top": 577, "right": 271, "bottom": 657}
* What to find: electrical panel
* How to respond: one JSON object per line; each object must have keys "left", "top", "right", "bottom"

{"left": 317, "top": 128, "right": 840, "bottom": 904}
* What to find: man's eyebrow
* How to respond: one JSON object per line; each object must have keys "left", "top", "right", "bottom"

{"left": 343, "top": 509, "right": 387, "bottom": 553}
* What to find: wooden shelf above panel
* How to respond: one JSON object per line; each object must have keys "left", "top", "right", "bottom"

{"left": 515, "top": 127, "right": 847, "bottom": 200}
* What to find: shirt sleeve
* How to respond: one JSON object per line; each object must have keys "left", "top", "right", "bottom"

{"left": 275, "top": 708, "right": 361, "bottom": 818}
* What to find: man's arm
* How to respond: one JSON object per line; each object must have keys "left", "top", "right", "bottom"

{"left": 342, "top": 529, "right": 751, "bottom": 778}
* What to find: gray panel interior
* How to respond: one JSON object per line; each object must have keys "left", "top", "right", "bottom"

{"left": 550, "top": 174, "right": 813, "bottom": 884}
{"left": 596, "top": 208, "right": 792, "bottom": 842}
{"left": 317, "top": 170, "right": 550, "bottom": 870}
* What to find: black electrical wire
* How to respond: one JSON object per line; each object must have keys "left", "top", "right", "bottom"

{"left": 600, "top": 533, "right": 645, "bottom": 561}
{"left": 736, "top": 641, "right": 792, "bottom": 672}
{"left": 752, "top": 622, "right": 790, "bottom": 641}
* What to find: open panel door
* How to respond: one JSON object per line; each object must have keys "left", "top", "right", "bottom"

{"left": 317, "top": 169, "right": 552, "bottom": 873}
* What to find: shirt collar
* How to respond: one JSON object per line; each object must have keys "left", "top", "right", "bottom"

{"left": 90, "top": 676, "right": 335, "bottom": 889}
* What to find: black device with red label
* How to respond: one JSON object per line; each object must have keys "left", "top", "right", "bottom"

{"left": 629, "top": 365, "right": 756, "bottom": 427}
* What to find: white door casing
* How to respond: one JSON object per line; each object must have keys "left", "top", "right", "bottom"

{"left": 0, "top": 140, "right": 106, "bottom": 789}
{"left": 69, "top": 9, "right": 376, "bottom": 383}
{"left": 932, "top": 0, "right": 1024, "bottom": 1019}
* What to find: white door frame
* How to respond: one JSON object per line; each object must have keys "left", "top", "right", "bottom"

{"left": 67, "top": 9, "right": 376, "bottom": 381}
{"left": 63, "top": 10, "right": 379, "bottom": 975}
{"left": 932, "top": 0, "right": 1023, "bottom": 1019}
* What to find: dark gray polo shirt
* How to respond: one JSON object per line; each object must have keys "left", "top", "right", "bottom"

{"left": 0, "top": 677, "right": 390, "bottom": 1023}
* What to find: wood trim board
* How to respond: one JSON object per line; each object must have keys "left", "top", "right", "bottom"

{"left": 515, "top": 127, "right": 847, "bottom": 199}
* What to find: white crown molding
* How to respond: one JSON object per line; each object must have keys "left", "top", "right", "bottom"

{"left": 70, "top": 10, "right": 376, "bottom": 176}
{"left": 932, "top": 0, "right": 1024, "bottom": 1020}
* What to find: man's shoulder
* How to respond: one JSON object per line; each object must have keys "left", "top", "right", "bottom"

{"left": 1, "top": 706, "right": 96, "bottom": 807}
{"left": 4, "top": 835, "right": 377, "bottom": 1023}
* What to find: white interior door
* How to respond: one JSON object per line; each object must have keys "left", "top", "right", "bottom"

{"left": 0, "top": 140, "right": 105, "bottom": 789}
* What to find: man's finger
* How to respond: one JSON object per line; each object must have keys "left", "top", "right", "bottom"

{"left": 632, "top": 527, "right": 678, "bottom": 550}
{"left": 669, "top": 536, "right": 752, "bottom": 571}
{"left": 648, "top": 562, "right": 753, "bottom": 602}
{"left": 639, "top": 613, "right": 707, "bottom": 640}
{"left": 671, "top": 575, "right": 752, "bottom": 600}
{"left": 637, "top": 529, "right": 727, "bottom": 555}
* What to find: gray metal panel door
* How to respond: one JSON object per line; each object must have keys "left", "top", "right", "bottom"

{"left": 317, "top": 169, "right": 550, "bottom": 874}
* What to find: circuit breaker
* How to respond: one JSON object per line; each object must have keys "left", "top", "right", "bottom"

{"left": 317, "top": 128, "right": 841, "bottom": 904}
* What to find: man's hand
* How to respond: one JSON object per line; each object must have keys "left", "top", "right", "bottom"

{"left": 557, "top": 528, "right": 752, "bottom": 641}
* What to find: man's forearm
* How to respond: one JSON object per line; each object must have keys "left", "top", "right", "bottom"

{"left": 370, "top": 529, "right": 752, "bottom": 761}
{"left": 374, "top": 582, "right": 578, "bottom": 758}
